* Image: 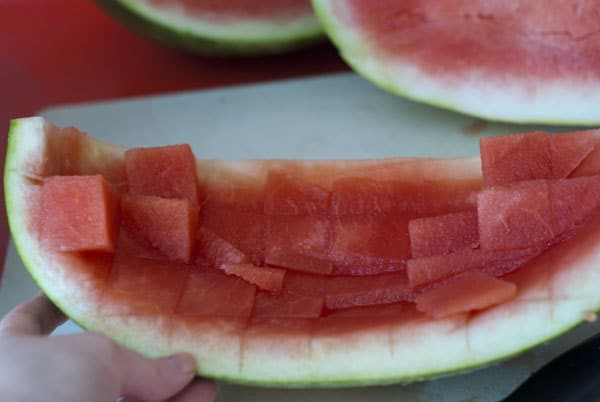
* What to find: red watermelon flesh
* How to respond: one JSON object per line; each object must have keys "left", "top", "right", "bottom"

{"left": 176, "top": 269, "right": 256, "bottom": 321}
{"left": 115, "top": 228, "right": 166, "bottom": 261}
{"left": 197, "top": 226, "right": 249, "bottom": 267}
{"left": 265, "top": 171, "right": 330, "bottom": 216}
{"left": 250, "top": 271, "right": 325, "bottom": 319}
{"left": 343, "top": 1, "right": 600, "bottom": 80}
{"left": 41, "top": 175, "right": 120, "bottom": 252}
{"left": 550, "top": 176, "right": 600, "bottom": 234}
{"left": 148, "top": 0, "right": 313, "bottom": 20}
{"left": 100, "top": 255, "right": 191, "bottom": 315}
{"left": 125, "top": 145, "right": 199, "bottom": 208}
{"left": 408, "top": 210, "right": 479, "bottom": 258}
{"left": 477, "top": 180, "right": 557, "bottom": 251}
{"left": 323, "top": 272, "right": 412, "bottom": 310}
{"left": 221, "top": 263, "right": 286, "bottom": 292}
{"left": 549, "top": 130, "right": 600, "bottom": 179}
{"left": 480, "top": 131, "right": 552, "bottom": 186}
{"left": 252, "top": 291, "right": 324, "bottom": 319}
{"left": 570, "top": 143, "right": 600, "bottom": 178}
{"left": 265, "top": 215, "right": 332, "bottom": 275}
{"left": 202, "top": 207, "right": 266, "bottom": 266}
{"left": 407, "top": 249, "right": 483, "bottom": 288}
{"left": 330, "top": 215, "right": 410, "bottom": 275}
{"left": 332, "top": 177, "right": 478, "bottom": 217}
{"left": 415, "top": 272, "right": 518, "bottom": 319}
{"left": 121, "top": 195, "right": 198, "bottom": 264}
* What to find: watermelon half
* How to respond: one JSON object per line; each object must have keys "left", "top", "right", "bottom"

{"left": 312, "top": 0, "right": 600, "bottom": 125}
{"left": 94, "top": 0, "right": 323, "bottom": 55}
{"left": 6, "top": 117, "right": 600, "bottom": 387}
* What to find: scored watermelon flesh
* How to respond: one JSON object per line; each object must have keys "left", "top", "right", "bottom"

{"left": 36, "top": 126, "right": 600, "bottom": 329}
{"left": 121, "top": 194, "right": 198, "bottom": 264}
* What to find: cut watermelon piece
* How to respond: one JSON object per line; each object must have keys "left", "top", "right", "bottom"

{"left": 550, "top": 176, "right": 600, "bottom": 234}
{"left": 415, "top": 272, "right": 517, "bottom": 318}
{"left": 265, "top": 171, "right": 330, "bottom": 216}
{"left": 95, "top": 0, "right": 322, "bottom": 55}
{"left": 312, "top": 1, "right": 600, "bottom": 125}
{"left": 125, "top": 144, "right": 199, "bottom": 208}
{"left": 197, "top": 226, "right": 249, "bottom": 267}
{"left": 480, "top": 132, "right": 552, "bottom": 186}
{"left": 324, "top": 272, "right": 412, "bottom": 310}
{"left": 408, "top": 210, "right": 479, "bottom": 258}
{"left": 330, "top": 215, "right": 410, "bottom": 275}
{"left": 220, "top": 263, "right": 286, "bottom": 292}
{"left": 478, "top": 180, "right": 557, "bottom": 251}
{"left": 549, "top": 130, "right": 600, "bottom": 179}
{"left": 121, "top": 194, "right": 198, "bottom": 263}
{"left": 9, "top": 117, "right": 600, "bottom": 387}
{"left": 40, "top": 175, "right": 120, "bottom": 252}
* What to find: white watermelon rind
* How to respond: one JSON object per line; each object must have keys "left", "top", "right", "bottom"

{"left": 311, "top": 0, "right": 600, "bottom": 126}
{"left": 5, "top": 116, "right": 600, "bottom": 387}
{"left": 95, "top": 0, "right": 324, "bottom": 55}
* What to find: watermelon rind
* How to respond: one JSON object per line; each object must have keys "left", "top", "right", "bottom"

{"left": 311, "top": 0, "right": 600, "bottom": 126}
{"left": 5, "top": 116, "right": 600, "bottom": 387}
{"left": 94, "top": 0, "right": 324, "bottom": 55}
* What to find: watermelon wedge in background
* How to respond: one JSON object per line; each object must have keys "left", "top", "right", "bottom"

{"left": 312, "top": 0, "right": 600, "bottom": 125}
{"left": 94, "top": 0, "right": 323, "bottom": 55}
{"left": 6, "top": 116, "right": 600, "bottom": 386}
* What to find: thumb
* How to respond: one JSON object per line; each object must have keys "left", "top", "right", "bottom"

{"left": 94, "top": 335, "right": 197, "bottom": 401}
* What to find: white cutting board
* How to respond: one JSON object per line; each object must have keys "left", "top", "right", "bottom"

{"left": 2, "top": 72, "right": 599, "bottom": 402}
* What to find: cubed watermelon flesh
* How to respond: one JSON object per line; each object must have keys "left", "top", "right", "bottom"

{"left": 13, "top": 118, "right": 600, "bottom": 386}
{"left": 121, "top": 194, "right": 198, "bottom": 263}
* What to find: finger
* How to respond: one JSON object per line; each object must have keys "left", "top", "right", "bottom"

{"left": 168, "top": 379, "right": 217, "bottom": 402}
{"left": 0, "top": 293, "right": 67, "bottom": 335}
{"left": 112, "top": 346, "right": 196, "bottom": 402}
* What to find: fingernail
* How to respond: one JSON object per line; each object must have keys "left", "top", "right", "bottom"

{"left": 167, "top": 354, "right": 196, "bottom": 375}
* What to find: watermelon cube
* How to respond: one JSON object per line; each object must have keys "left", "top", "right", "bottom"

{"left": 550, "top": 175, "right": 600, "bottom": 234}
{"left": 197, "top": 226, "right": 249, "bottom": 267}
{"left": 407, "top": 249, "right": 483, "bottom": 288}
{"left": 415, "top": 272, "right": 517, "bottom": 318}
{"left": 265, "top": 215, "right": 333, "bottom": 275}
{"left": 408, "top": 210, "right": 479, "bottom": 258}
{"left": 549, "top": 130, "right": 600, "bottom": 179}
{"left": 41, "top": 175, "right": 119, "bottom": 252}
{"left": 121, "top": 194, "right": 199, "bottom": 263}
{"left": 330, "top": 215, "right": 410, "bottom": 275}
{"left": 252, "top": 291, "right": 324, "bottom": 319}
{"left": 125, "top": 144, "right": 199, "bottom": 208}
{"left": 478, "top": 180, "right": 557, "bottom": 251}
{"left": 480, "top": 131, "right": 552, "bottom": 186}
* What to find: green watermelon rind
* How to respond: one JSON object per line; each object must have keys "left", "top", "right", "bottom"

{"left": 94, "top": 0, "right": 324, "bottom": 55}
{"left": 311, "top": 0, "right": 600, "bottom": 126}
{"left": 6, "top": 117, "right": 600, "bottom": 387}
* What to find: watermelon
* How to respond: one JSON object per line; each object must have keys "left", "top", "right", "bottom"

{"left": 6, "top": 116, "right": 600, "bottom": 387}
{"left": 95, "top": 0, "right": 323, "bottom": 55}
{"left": 312, "top": 0, "right": 600, "bottom": 125}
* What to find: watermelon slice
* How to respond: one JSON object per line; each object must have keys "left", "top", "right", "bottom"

{"left": 95, "top": 0, "right": 323, "bottom": 55}
{"left": 312, "top": 0, "right": 600, "bottom": 125}
{"left": 7, "top": 117, "right": 600, "bottom": 387}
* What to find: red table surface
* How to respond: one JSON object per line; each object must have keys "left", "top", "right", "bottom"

{"left": 0, "top": 0, "right": 347, "bottom": 272}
